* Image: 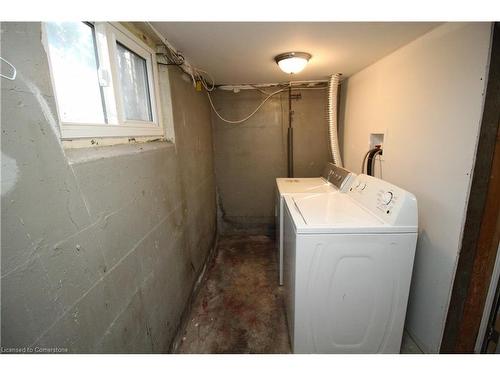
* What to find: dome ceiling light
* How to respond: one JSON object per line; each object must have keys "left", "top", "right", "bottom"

{"left": 274, "top": 52, "right": 312, "bottom": 74}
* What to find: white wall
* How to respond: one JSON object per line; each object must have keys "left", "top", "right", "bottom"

{"left": 341, "top": 23, "right": 492, "bottom": 353}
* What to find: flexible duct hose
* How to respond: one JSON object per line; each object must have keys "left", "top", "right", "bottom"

{"left": 327, "top": 73, "right": 343, "bottom": 167}
{"left": 367, "top": 147, "right": 383, "bottom": 176}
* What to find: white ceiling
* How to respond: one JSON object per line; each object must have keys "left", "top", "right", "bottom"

{"left": 150, "top": 22, "right": 440, "bottom": 85}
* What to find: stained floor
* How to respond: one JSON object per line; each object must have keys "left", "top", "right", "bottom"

{"left": 176, "top": 235, "right": 290, "bottom": 353}
{"left": 175, "top": 234, "right": 422, "bottom": 354}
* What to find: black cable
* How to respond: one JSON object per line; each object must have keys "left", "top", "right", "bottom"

{"left": 367, "top": 148, "right": 383, "bottom": 176}
{"left": 361, "top": 150, "right": 372, "bottom": 174}
{"left": 371, "top": 148, "right": 383, "bottom": 176}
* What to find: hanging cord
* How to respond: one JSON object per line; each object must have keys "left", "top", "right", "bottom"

{"left": 207, "top": 88, "right": 285, "bottom": 124}
{"left": 1, "top": 57, "right": 17, "bottom": 80}
{"left": 197, "top": 68, "right": 216, "bottom": 92}
{"left": 206, "top": 84, "right": 326, "bottom": 124}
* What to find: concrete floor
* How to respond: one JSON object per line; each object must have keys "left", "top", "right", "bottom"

{"left": 176, "top": 235, "right": 290, "bottom": 353}
{"left": 176, "top": 234, "right": 422, "bottom": 354}
{"left": 401, "top": 331, "right": 423, "bottom": 354}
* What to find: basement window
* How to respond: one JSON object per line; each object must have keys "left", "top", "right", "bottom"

{"left": 44, "top": 22, "right": 163, "bottom": 140}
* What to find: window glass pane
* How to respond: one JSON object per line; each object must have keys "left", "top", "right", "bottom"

{"left": 116, "top": 42, "right": 153, "bottom": 122}
{"left": 45, "top": 22, "right": 106, "bottom": 124}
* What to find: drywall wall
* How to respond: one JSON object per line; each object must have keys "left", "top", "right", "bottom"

{"left": 212, "top": 88, "right": 330, "bottom": 234}
{"left": 340, "top": 22, "right": 492, "bottom": 353}
{"left": 1, "top": 22, "right": 216, "bottom": 353}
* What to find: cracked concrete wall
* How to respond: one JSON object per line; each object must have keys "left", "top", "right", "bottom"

{"left": 1, "top": 22, "right": 216, "bottom": 353}
{"left": 211, "top": 89, "right": 329, "bottom": 235}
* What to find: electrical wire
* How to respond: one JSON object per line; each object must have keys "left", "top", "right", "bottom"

{"left": 146, "top": 22, "right": 198, "bottom": 87}
{"left": 196, "top": 68, "right": 216, "bottom": 92}
{"left": 163, "top": 49, "right": 184, "bottom": 66}
{"left": 207, "top": 88, "right": 285, "bottom": 124}
{"left": 146, "top": 22, "right": 185, "bottom": 65}
{"left": 206, "top": 84, "right": 326, "bottom": 124}
{"left": 250, "top": 85, "right": 271, "bottom": 95}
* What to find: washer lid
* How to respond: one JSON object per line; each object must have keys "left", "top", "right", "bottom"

{"left": 276, "top": 177, "right": 336, "bottom": 195}
{"left": 285, "top": 193, "right": 417, "bottom": 234}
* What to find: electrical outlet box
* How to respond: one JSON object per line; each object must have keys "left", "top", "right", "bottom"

{"left": 370, "top": 133, "right": 384, "bottom": 150}
{"left": 369, "top": 133, "right": 385, "bottom": 161}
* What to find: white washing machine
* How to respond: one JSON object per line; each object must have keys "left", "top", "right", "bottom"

{"left": 283, "top": 174, "right": 418, "bottom": 353}
{"left": 275, "top": 163, "right": 355, "bottom": 285}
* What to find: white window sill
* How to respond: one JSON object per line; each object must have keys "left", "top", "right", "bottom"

{"left": 60, "top": 122, "right": 164, "bottom": 140}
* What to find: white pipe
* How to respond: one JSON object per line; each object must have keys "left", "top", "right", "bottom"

{"left": 218, "top": 79, "right": 329, "bottom": 91}
{"left": 218, "top": 84, "right": 327, "bottom": 92}
{"left": 327, "top": 73, "right": 343, "bottom": 167}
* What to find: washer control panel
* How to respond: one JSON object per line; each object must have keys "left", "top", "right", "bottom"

{"left": 347, "top": 174, "right": 417, "bottom": 227}
{"left": 322, "top": 163, "right": 356, "bottom": 192}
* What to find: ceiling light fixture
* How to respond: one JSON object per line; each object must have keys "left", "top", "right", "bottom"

{"left": 275, "top": 52, "right": 312, "bottom": 74}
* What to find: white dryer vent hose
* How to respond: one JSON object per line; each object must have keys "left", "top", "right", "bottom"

{"left": 327, "top": 73, "right": 343, "bottom": 167}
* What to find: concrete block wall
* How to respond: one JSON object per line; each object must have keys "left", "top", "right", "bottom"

{"left": 1, "top": 23, "right": 217, "bottom": 353}
{"left": 212, "top": 88, "right": 330, "bottom": 235}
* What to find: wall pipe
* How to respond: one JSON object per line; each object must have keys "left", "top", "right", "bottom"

{"left": 287, "top": 84, "right": 294, "bottom": 178}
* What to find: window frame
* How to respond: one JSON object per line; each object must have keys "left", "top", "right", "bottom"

{"left": 43, "top": 22, "right": 164, "bottom": 140}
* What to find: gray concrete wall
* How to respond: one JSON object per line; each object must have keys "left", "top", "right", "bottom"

{"left": 212, "top": 88, "right": 330, "bottom": 234}
{"left": 1, "top": 23, "right": 216, "bottom": 353}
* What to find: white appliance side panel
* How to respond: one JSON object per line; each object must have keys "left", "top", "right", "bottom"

{"left": 283, "top": 207, "right": 297, "bottom": 346}
{"left": 275, "top": 189, "right": 279, "bottom": 250}
{"left": 277, "top": 192, "right": 284, "bottom": 285}
{"left": 293, "top": 233, "right": 417, "bottom": 353}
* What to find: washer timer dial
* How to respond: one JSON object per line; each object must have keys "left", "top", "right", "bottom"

{"left": 382, "top": 191, "right": 394, "bottom": 205}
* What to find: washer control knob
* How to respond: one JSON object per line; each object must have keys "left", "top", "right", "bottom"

{"left": 382, "top": 191, "right": 393, "bottom": 205}
{"left": 359, "top": 183, "right": 366, "bottom": 191}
